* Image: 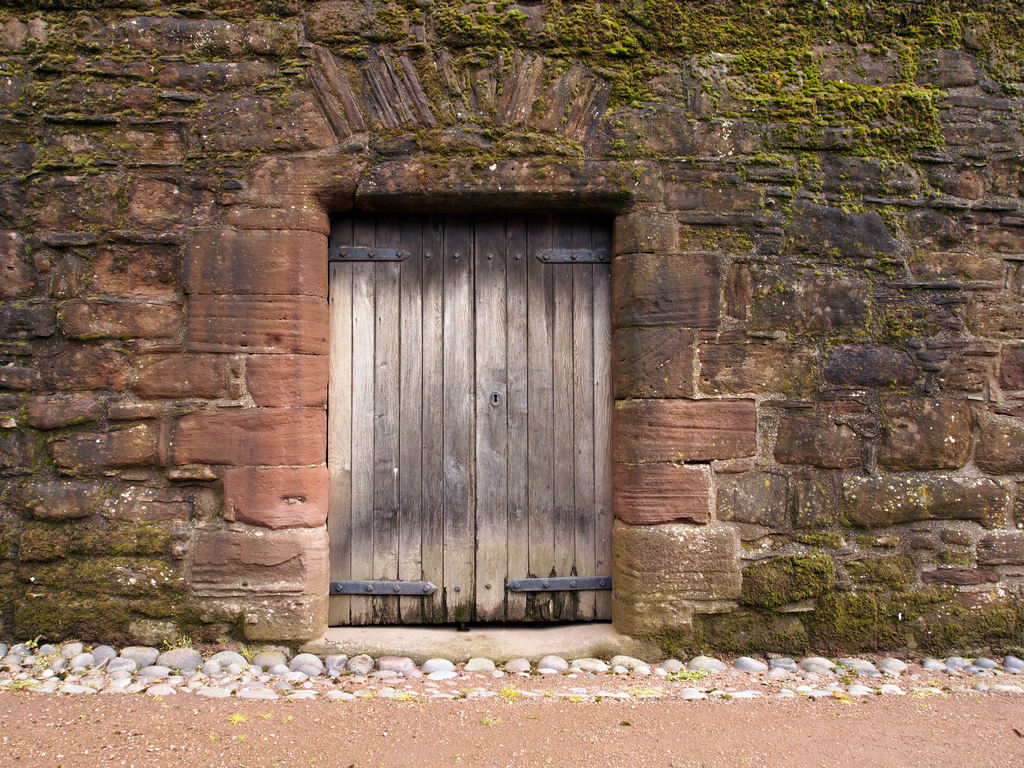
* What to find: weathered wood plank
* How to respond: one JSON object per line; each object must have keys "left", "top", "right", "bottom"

{"left": 328, "top": 239, "right": 352, "bottom": 625}
{"left": 572, "top": 233, "right": 597, "bottom": 621}
{"left": 443, "top": 215, "right": 475, "bottom": 622}
{"left": 504, "top": 215, "right": 529, "bottom": 621}
{"left": 592, "top": 235, "right": 613, "bottom": 620}
{"left": 551, "top": 218, "right": 576, "bottom": 620}
{"left": 526, "top": 216, "right": 555, "bottom": 619}
{"left": 348, "top": 231, "right": 376, "bottom": 623}
{"left": 474, "top": 215, "right": 508, "bottom": 621}
{"left": 372, "top": 217, "right": 402, "bottom": 623}
{"left": 398, "top": 217, "right": 424, "bottom": 622}
{"left": 420, "top": 215, "right": 446, "bottom": 622}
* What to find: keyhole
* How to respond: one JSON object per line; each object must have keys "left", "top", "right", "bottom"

{"left": 490, "top": 391, "right": 502, "bottom": 406}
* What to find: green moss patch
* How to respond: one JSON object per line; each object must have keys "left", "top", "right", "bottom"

{"left": 740, "top": 554, "right": 835, "bottom": 609}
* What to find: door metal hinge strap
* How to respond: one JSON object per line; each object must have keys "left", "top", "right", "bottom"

{"left": 536, "top": 248, "right": 611, "bottom": 263}
{"left": 506, "top": 576, "right": 612, "bottom": 592}
{"left": 330, "top": 580, "right": 437, "bottom": 595}
{"left": 329, "top": 246, "right": 410, "bottom": 262}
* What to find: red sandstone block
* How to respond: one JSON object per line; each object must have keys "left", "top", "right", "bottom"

{"left": 612, "top": 253, "right": 721, "bottom": 329}
{"left": 613, "top": 463, "right": 710, "bottom": 524}
{"left": 186, "top": 295, "right": 329, "bottom": 355}
{"left": 168, "top": 408, "right": 326, "bottom": 466}
{"left": 224, "top": 466, "right": 328, "bottom": 529}
{"left": 58, "top": 299, "right": 183, "bottom": 340}
{"left": 613, "top": 399, "right": 756, "bottom": 463}
{"left": 26, "top": 393, "right": 102, "bottom": 429}
{"left": 40, "top": 346, "right": 131, "bottom": 391}
{"left": 51, "top": 424, "right": 157, "bottom": 473}
{"left": 185, "top": 229, "right": 327, "bottom": 297}
{"left": 226, "top": 207, "right": 330, "bottom": 235}
{"left": 246, "top": 354, "right": 328, "bottom": 407}
{"left": 134, "top": 354, "right": 230, "bottom": 399}
{"left": 1001, "top": 345, "right": 1024, "bottom": 391}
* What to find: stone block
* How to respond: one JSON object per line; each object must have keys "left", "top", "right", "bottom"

{"left": 227, "top": 207, "right": 330, "bottom": 235}
{"left": 612, "top": 212, "right": 678, "bottom": 255}
{"left": 0, "top": 363, "right": 38, "bottom": 391}
{"left": 51, "top": 424, "right": 157, "bottom": 473}
{"left": 977, "top": 531, "right": 1024, "bottom": 565}
{"left": 699, "top": 342, "right": 819, "bottom": 397}
{"left": 58, "top": 299, "right": 183, "bottom": 340}
{"left": 613, "top": 327, "right": 695, "bottom": 399}
{"left": 127, "top": 179, "right": 187, "bottom": 227}
{"left": 188, "top": 525, "right": 328, "bottom": 598}
{"left": 966, "top": 294, "right": 1024, "bottom": 339}
{"left": 611, "top": 253, "right": 721, "bottom": 329}
{"left": 40, "top": 346, "right": 131, "bottom": 391}
{"left": 186, "top": 295, "right": 329, "bottom": 355}
{"left": 922, "top": 568, "right": 998, "bottom": 586}
{"left": 825, "top": 345, "right": 918, "bottom": 387}
{"left": 666, "top": 183, "right": 763, "bottom": 216}
{"left": 716, "top": 471, "right": 788, "bottom": 528}
{"left": 788, "top": 200, "right": 902, "bottom": 259}
{"left": 26, "top": 393, "right": 102, "bottom": 429}
{"left": 975, "top": 412, "right": 1024, "bottom": 474}
{"left": 168, "top": 408, "right": 326, "bottom": 466}
{"left": 104, "top": 485, "right": 215, "bottom": 523}
{"left": 18, "top": 520, "right": 170, "bottom": 561}
{"left": 917, "top": 49, "right": 982, "bottom": 87}
{"left": 740, "top": 554, "right": 834, "bottom": 609}
{"left": 843, "top": 475, "right": 1007, "bottom": 528}
{"left": 0, "top": 430, "right": 35, "bottom": 471}
{"left": 790, "top": 471, "right": 843, "bottom": 528}
{"left": 91, "top": 246, "right": 178, "bottom": 299}
{"left": 750, "top": 267, "right": 870, "bottom": 335}
{"left": 845, "top": 554, "right": 915, "bottom": 590}
{"left": 1000, "top": 345, "right": 1024, "bottom": 391}
{"left": 613, "top": 398, "right": 756, "bottom": 463}
{"left": 612, "top": 520, "right": 741, "bottom": 636}
{"left": 134, "top": 354, "right": 230, "bottom": 400}
{"left": 224, "top": 466, "right": 329, "bottom": 530}
{"left": 0, "top": 304, "right": 55, "bottom": 338}
{"left": 1, "top": 231, "right": 34, "bottom": 298}
{"left": 878, "top": 396, "right": 971, "bottom": 471}
{"left": 245, "top": 354, "right": 329, "bottom": 407}
{"left": 774, "top": 412, "right": 861, "bottom": 469}
{"left": 613, "top": 463, "right": 710, "bottom": 525}
{"left": 184, "top": 230, "right": 327, "bottom": 297}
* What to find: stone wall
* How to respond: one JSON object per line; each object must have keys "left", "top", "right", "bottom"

{"left": 1, "top": 0, "right": 1024, "bottom": 653}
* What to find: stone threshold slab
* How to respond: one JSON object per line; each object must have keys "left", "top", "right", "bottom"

{"left": 300, "top": 622, "right": 660, "bottom": 664}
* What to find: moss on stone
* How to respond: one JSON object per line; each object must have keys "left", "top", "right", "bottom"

{"left": 10, "top": 590, "right": 132, "bottom": 643}
{"left": 740, "top": 554, "right": 835, "bottom": 609}
{"left": 845, "top": 554, "right": 916, "bottom": 590}
{"left": 691, "top": 610, "right": 809, "bottom": 656}
{"left": 18, "top": 520, "right": 171, "bottom": 562}
{"left": 793, "top": 531, "right": 846, "bottom": 548}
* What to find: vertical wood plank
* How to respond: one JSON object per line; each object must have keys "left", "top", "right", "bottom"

{"left": 592, "top": 223, "right": 614, "bottom": 620}
{"left": 551, "top": 218, "right": 576, "bottom": 620}
{"left": 398, "top": 216, "right": 424, "bottom": 622}
{"left": 372, "top": 216, "right": 402, "bottom": 623}
{"left": 504, "top": 215, "right": 529, "bottom": 621}
{"left": 328, "top": 254, "right": 352, "bottom": 624}
{"left": 443, "top": 215, "right": 475, "bottom": 622}
{"left": 348, "top": 218, "right": 376, "bottom": 623}
{"left": 572, "top": 226, "right": 597, "bottom": 621}
{"left": 526, "top": 216, "right": 555, "bottom": 619}
{"left": 474, "top": 215, "right": 508, "bottom": 621}
{"left": 420, "top": 215, "right": 446, "bottom": 622}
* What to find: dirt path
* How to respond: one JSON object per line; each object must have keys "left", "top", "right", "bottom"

{"left": 0, "top": 693, "right": 1021, "bottom": 768}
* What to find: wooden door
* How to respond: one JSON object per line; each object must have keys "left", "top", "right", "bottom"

{"left": 328, "top": 213, "right": 612, "bottom": 625}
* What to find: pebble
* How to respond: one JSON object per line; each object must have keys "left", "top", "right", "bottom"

{"left": 769, "top": 657, "right": 798, "bottom": 671}
{"left": 799, "top": 657, "right": 836, "bottom": 674}
{"left": 157, "top": 648, "right": 203, "bottom": 673}
{"left": 847, "top": 684, "right": 874, "bottom": 696}
{"left": 288, "top": 653, "right": 324, "bottom": 674}
{"left": 733, "top": 656, "right": 768, "bottom": 673}
{"left": 571, "top": 658, "right": 609, "bottom": 674}
{"left": 1003, "top": 655, "right": 1024, "bottom": 671}
{"left": 252, "top": 650, "right": 288, "bottom": 669}
{"left": 59, "top": 683, "right": 95, "bottom": 695}
{"left": 201, "top": 660, "right": 222, "bottom": 677}
{"left": 504, "top": 658, "right": 531, "bottom": 674}
{"left": 538, "top": 655, "right": 569, "bottom": 672}
{"left": 377, "top": 656, "right": 417, "bottom": 675}
{"left": 325, "top": 654, "right": 348, "bottom": 673}
{"left": 879, "top": 684, "right": 905, "bottom": 695}
{"left": 92, "top": 646, "right": 118, "bottom": 666}
{"left": 107, "top": 658, "right": 137, "bottom": 674}
{"left": 944, "top": 656, "right": 971, "bottom": 669}
{"left": 120, "top": 647, "right": 159, "bottom": 669}
{"left": 138, "top": 665, "right": 172, "bottom": 678}
{"left": 973, "top": 657, "right": 998, "bottom": 670}
{"left": 268, "top": 663, "right": 291, "bottom": 676}
{"left": 687, "top": 655, "right": 726, "bottom": 672}
{"left": 60, "top": 643, "right": 85, "bottom": 659}
{"left": 346, "top": 654, "right": 374, "bottom": 676}
{"left": 922, "top": 658, "right": 947, "bottom": 672}
{"left": 224, "top": 662, "right": 245, "bottom": 676}
{"left": 837, "top": 657, "right": 879, "bottom": 676}
{"left": 725, "top": 690, "right": 762, "bottom": 699}
{"left": 877, "top": 658, "right": 907, "bottom": 675}
{"left": 659, "top": 659, "right": 684, "bottom": 673}
{"left": 209, "top": 651, "right": 247, "bottom": 668}
{"left": 465, "top": 657, "right": 496, "bottom": 673}
{"left": 609, "top": 655, "right": 647, "bottom": 672}
{"left": 990, "top": 684, "right": 1024, "bottom": 694}
{"left": 146, "top": 684, "right": 177, "bottom": 697}
{"left": 427, "top": 670, "right": 457, "bottom": 681}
